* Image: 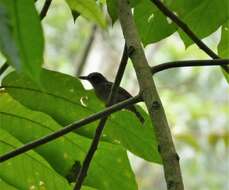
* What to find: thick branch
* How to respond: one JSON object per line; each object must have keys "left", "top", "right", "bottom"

{"left": 74, "top": 44, "right": 128, "bottom": 190}
{"left": 150, "top": 0, "right": 229, "bottom": 73}
{"left": 118, "top": 1, "right": 184, "bottom": 190}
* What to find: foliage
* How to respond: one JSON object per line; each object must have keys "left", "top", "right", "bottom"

{"left": 0, "top": 0, "right": 228, "bottom": 189}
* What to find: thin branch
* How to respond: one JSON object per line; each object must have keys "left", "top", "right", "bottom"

{"left": 0, "top": 58, "right": 227, "bottom": 163}
{"left": 0, "top": 0, "right": 52, "bottom": 78}
{"left": 0, "top": 62, "right": 9, "bottom": 76}
{"left": 0, "top": 94, "right": 141, "bottom": 163}
{"left": 150, "top": 0, "right": 229, "bottom": 73}
{"left": 151, "top": 59, "right": 229, "bottom": 75}
{"left": 118, "top": 0, "right": 184, "bottom": 189}
{"left": 39, "top": 0, "right": 52, "bottom": 20}
{"left": 74, "top": 43, "right": 128, "bottom": 190}
{"left": 75, "top": 25, "right": 97, "bottom": 76}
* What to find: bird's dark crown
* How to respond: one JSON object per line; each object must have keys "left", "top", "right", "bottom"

{"left": 79, "top": 72, "right": 108, "bottom": 85}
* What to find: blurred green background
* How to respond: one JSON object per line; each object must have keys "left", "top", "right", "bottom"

{"left": 1, "top": 0, "right": 228, "bottom": 189}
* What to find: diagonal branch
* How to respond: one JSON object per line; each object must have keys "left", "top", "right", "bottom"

{"left": 0, "top": 0, "right": 53, "bottom": 77}
{"left": 0, "top": 59, "right": 227, "bottom": 163}
{"left": 74, "top": 43, "right": 128, "bottom": 190}
{"left": 150, "top": 0, "right": 229, "bottom": 73}
{"left": 39, "top": 0, "right": 52, "bottom": 20}
{"left": 118, "top": 0, "right": 184, "bottom": 189}
{"left": 0, "top": 62, "right": 9, "bottom": 76}
{"left": 0, "top": 94, "right": 141, "bottom": 163}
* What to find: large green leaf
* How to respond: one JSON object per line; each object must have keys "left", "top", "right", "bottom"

{"left": 0, "top": 178, "right": 18, "bottom": 190}
{"left": 2, "top": 69, "right": 161, "bottom": 164}
{"left": 0, "top": 93, "right": 137, "bottom": 190}
{"left": 133, "top": 0, "right": 228, "bottom": 46}
{"left": 134, "top": 0, "right": 177, "bottom": 46}
{"left": 175, "top": 0, "right": 229, "bottom": 47}
{"left": 65, "top": 0, "right": 106, "bottom": 28}
{"left": 0, "top": 6, "right": 20, "bottom": 70}
{"left": 218, "top": 20, "right": 229, "bottom": 83}
{"left": 0, "top": 128, "right": 72, "bottom": 190}
{"left": 0, "top": 0, "right": 44, "bottom": 82}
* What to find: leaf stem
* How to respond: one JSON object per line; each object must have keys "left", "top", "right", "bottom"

{"left": 150, "top": 0, "right": 229, "bottom": 73}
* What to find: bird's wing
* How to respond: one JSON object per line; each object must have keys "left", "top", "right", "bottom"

{"left": 103, "top": 82, "right": 132, "bottom": 99}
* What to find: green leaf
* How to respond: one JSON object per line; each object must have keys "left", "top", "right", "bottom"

{"left": 3, "top": 69, "right": 161, "bottom": 164}
{"left": 106, "top": 0, "right": 117, "bottom": 24}
{"left": 65, "top": 0, "right": 106, "bottom": 28}
{"left": 134, "top": 0, "right": 177, "bottom": 46}
{"left": 0, "top": 92, "right": 138, "bottom": 190}
{"left": 176, "top": 0, "right": 229, "bottom": 47}
{"left": 0, "top": 0, "right": 44, "bottom": 82}
{"left": 0, "top": 178, "right": 18, "bottom": 190}
{"left": 218, "top": 21, "right": 229, "bottom": 58}
{"left": 0, "top": 6, "right": 20, "bottom": 70}
{"left": 218, "top": 20, "right": 229, "bottom": 83}
{"left": 0, "top": 128, "right": 72, "bottom": 190}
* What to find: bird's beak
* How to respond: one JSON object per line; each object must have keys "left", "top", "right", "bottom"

{"left": 79, "top": 76, "right": 89, "bottom": 80}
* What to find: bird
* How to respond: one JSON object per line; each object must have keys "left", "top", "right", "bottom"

{"left": 79, "top": 72, "right": 144, "bottom": 124}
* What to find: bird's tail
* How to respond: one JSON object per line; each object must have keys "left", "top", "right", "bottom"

{"left": 128, "top": 106, "right": 145, "bottom": 124}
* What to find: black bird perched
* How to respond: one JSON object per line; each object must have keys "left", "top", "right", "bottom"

{"left": 79, "top": 72, "right": 144, "bottom": 124}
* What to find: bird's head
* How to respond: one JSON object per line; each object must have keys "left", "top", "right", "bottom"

{"left": 79, "top": 72, "right": 108, "bottom": 86}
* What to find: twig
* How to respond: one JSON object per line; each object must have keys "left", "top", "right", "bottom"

{"left": 151, "top": 59, "right": 229, "bottom": 75}
{"left": 74, "top": 44, "right": 128, "bottom": 190}
{"left": 0, "top": 94, "right": 141, "bottom": 163}
{"left": 75, "top": 25, "right": 97, "bottom": 76}
{"left": 118, "top": 0, "right": 184, "bottom": 189}
{"left": 150, "top": 0, "right": 229, "bottom": 73}
{"left": 0, "top": 63, "right": 9, "bottom": 76}
{"left": 39, "top": 0, "right": 52, "bottom": 20}
{"left": 0, "top": 0, "right": 52, "bottom": 77}
{"left": 0, "top": 58, "right": 227, "bottom": 163}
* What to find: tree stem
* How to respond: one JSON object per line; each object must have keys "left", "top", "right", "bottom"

{"left": 118, "top": 1, "right": 184, "bottom": 189}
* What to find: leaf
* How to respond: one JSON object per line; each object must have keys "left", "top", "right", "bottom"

{"left": 71, "top": 10, "right": 80, "bottom": 22}
{"left": 106, "top": 0, "right": 117, "bottom": 24}
{"left": 218, "top": 20, "right": 229, "bottom": 83}
{"left": 218, "top": 21, "right": 229, "bottom": 58}
{"left": 3, "top": 69, "right": 161, "bottom": 164}
{"left": 134, "top": 0, "right": 177, "bottom": 46}
{"left": 0, "top": 0, "right": 44, "bottom": 82}
{"left": 0, "top": 6, "right": 20, "bottom": 70}
{"left": 0, "top": 128, "right": 72, "bottom": 190}
{"left": 0, "top": 178, "right": 18, "bottom": 190}
{"left": 0, "top": 92, "right": 138, "bottom": 190}
{"left": 176, "top": 0, "right": 229, "bottom": 47}
{"left": 65, "top": 0, "right": 106, "bottom": 28}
